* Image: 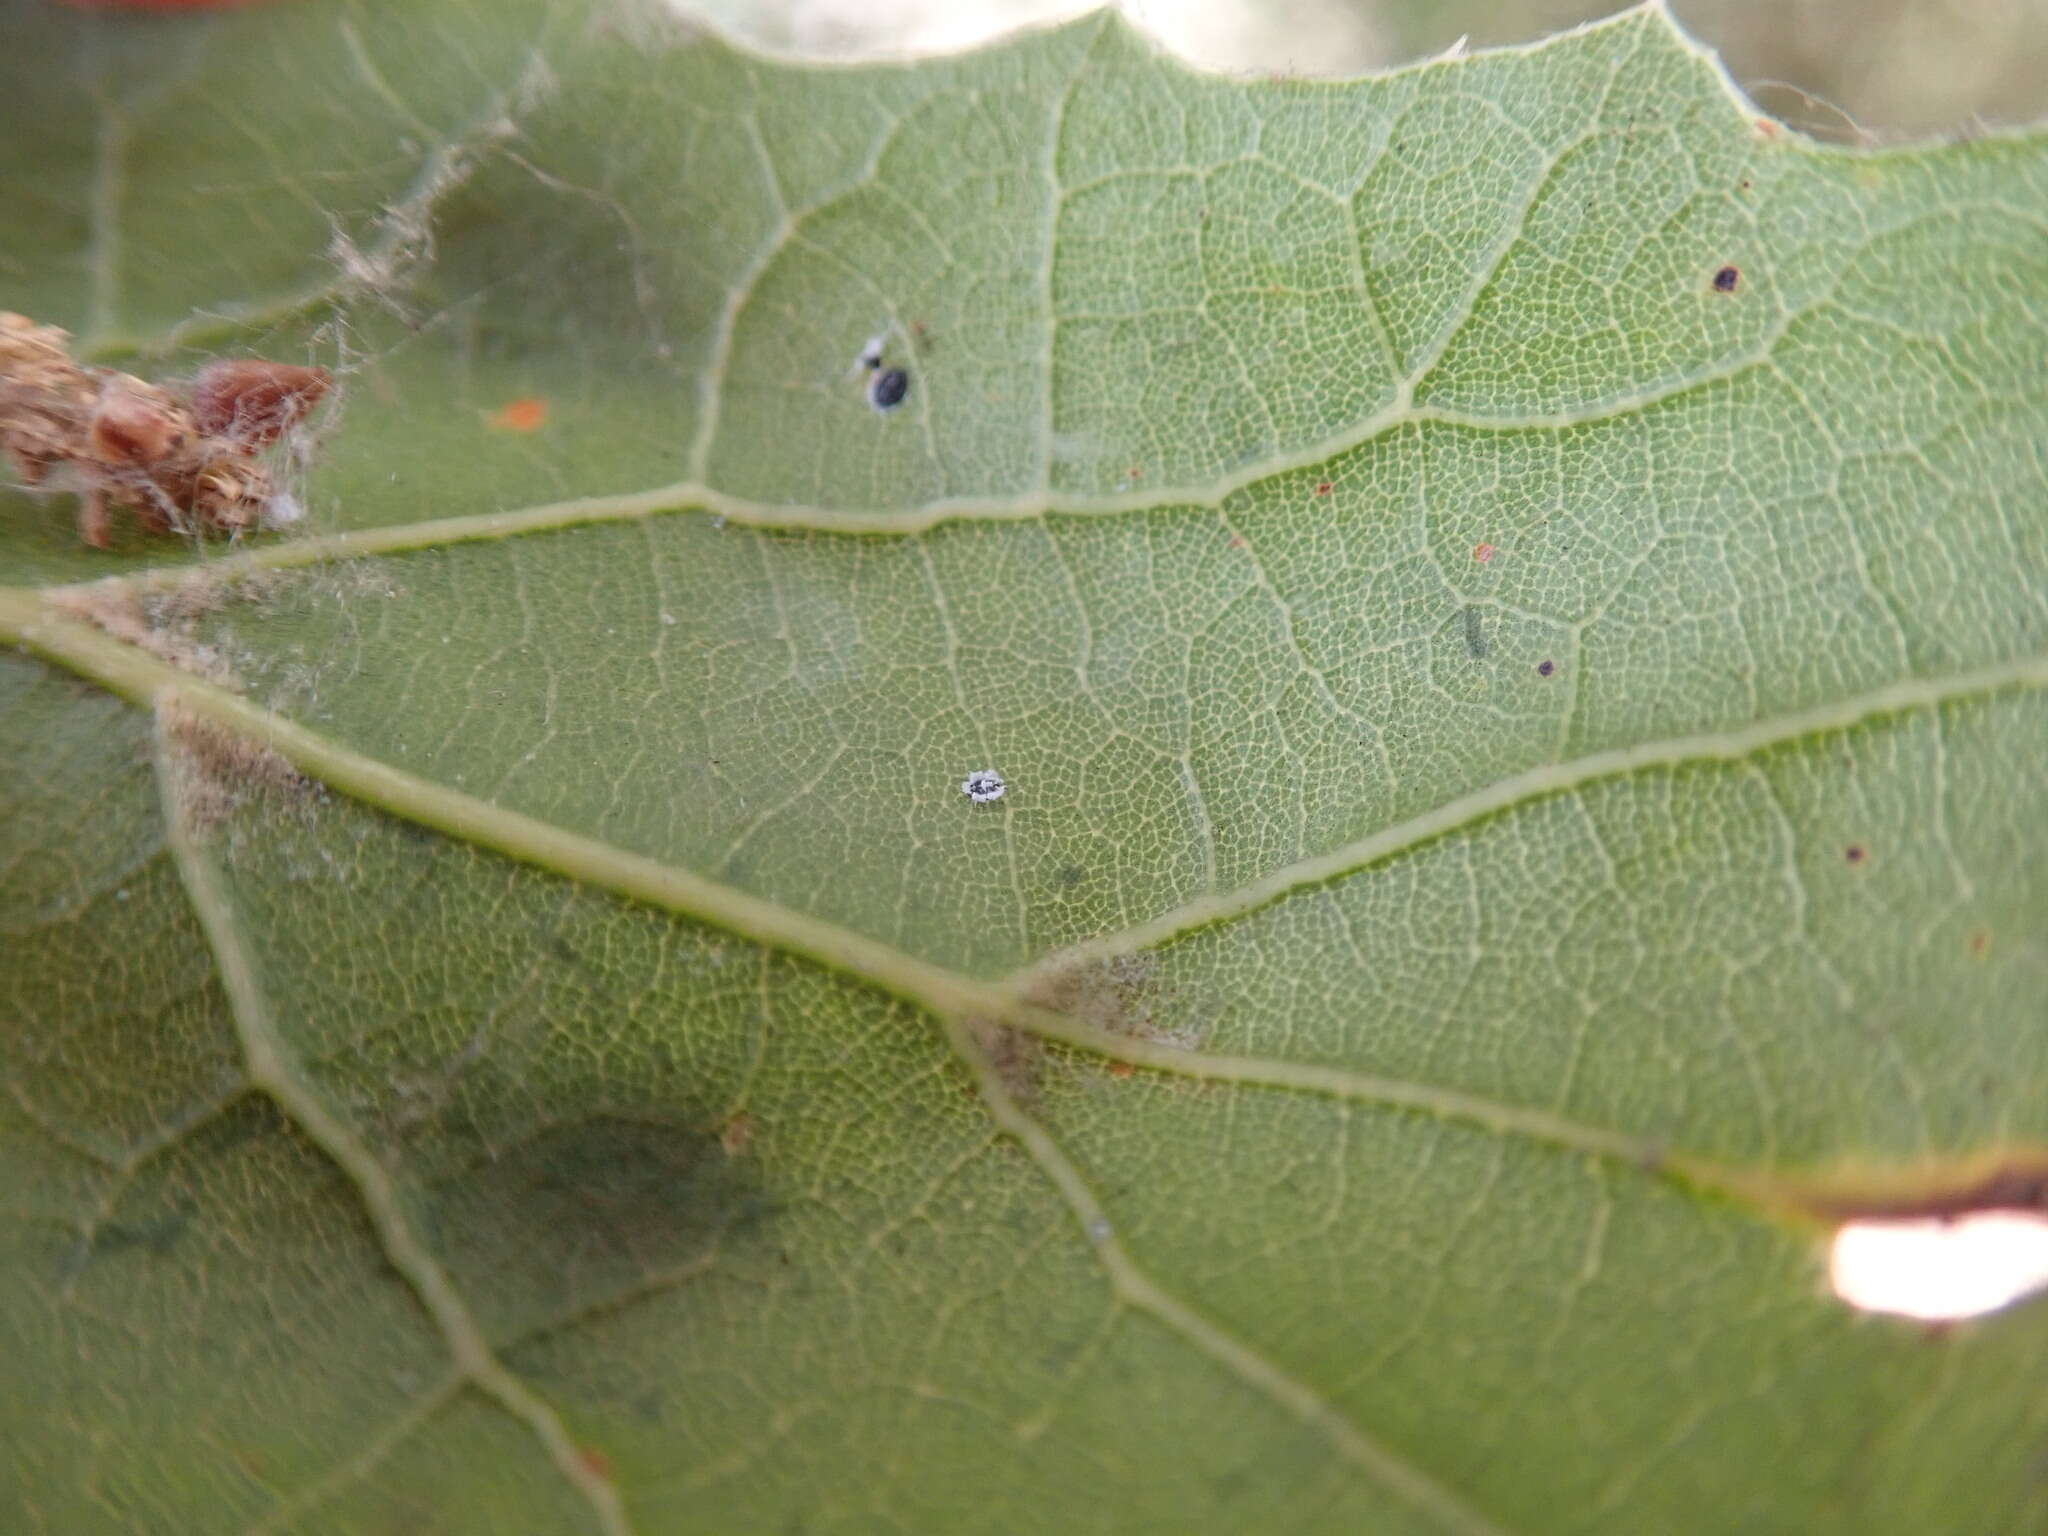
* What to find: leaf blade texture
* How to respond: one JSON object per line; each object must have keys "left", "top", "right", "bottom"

{"left": 3, "top": 2, "right": 2047, "bottom": 1532}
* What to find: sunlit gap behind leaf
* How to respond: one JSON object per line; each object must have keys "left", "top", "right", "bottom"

{"left": 662, "top": 0, "right": 1393, "bottom": 75}
{"left": 1830, "top": 1212, "right": 2048, "bottom": 1322}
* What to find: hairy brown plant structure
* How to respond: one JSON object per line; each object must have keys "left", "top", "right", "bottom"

{"left": 0, "top": 312, "right": 328, "bottom": 548}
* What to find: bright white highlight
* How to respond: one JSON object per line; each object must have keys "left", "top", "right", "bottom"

{"left": 1830, "top": 1211, "right": 2048, "bottom": 1321}
{"left": 666, "top": 0, "right": 1388, "bottom": 77}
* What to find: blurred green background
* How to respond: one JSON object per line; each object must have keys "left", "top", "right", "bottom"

{"left": 673, "top": 0, "right": 2048, "bottom": 138}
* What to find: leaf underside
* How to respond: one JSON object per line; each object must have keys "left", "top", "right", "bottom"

{"left": 3, "top": 2, "right": 2046, "bottom": 1532}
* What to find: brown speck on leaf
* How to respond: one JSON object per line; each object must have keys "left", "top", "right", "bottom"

{"left": 1107, "top": 1060, "right": 1135, "bottom": 1080}
{"left": 577, "top": 1447, "right": 615, "bottom": 1482}
{"left": 1969, "top": 931, "right": 1990, "bottom": 957}
{"left": 1845, "top": 844, "right": 1867, "bottom": 865}
{"left": 719, "top": 1111, "right": 755, "bottom": 1157}
{"left": 1314, "top": 480, "right": 1333, "bottom": 497}
{"left": 1536, "top": 659, "right": 1556, "bottom": 677}
{"left": 1473, "top": 541, "right": 1496, "bottom": 564}
{"left": 1712, "top": 265, "right": 1740, "bottom": 293}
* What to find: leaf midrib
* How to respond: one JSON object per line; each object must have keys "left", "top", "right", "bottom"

{"left": 49, "top": 321, "right": 1814, "bottom": 593}
{"left": 146, "top": 670, "right": 1522, "bottom": 1536}
{"left": 0, "top": 609, "right": 1821, "bottom": 1536}
{"left": 7, "top": 580, "right": 2041, "bottom": 1191}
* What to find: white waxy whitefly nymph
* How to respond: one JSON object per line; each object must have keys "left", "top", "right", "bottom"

{"left": 961, "top": 769, "right": 1006, "bottom": 804}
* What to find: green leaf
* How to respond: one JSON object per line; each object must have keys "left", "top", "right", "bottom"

{"left": 5, "top": 2, "right": 2047, "bottom": 1531}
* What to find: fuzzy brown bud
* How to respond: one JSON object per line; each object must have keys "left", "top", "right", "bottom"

{"left": 88, "top": 376, "right": 191, "bottom": 466}
{"left": 190, "top": 360, "right": 330, "bottom": 445}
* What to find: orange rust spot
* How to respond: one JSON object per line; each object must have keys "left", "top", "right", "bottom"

{"left": 1969, "top": 931, "right": 1991, "bottom": 957}
{"left": 1108, "top": 1060, "right": 1135, "bottom": 1079}
{"left": 577, "top": 1446, "right": 614, "bottom": 1482}
{"left": 1126, "top": 466, "right": 1142, "bottom": 481}
{"left": 1473, "top": 542, "right": 1496, "bottom": 564}
{"left": 490, "top": 396, "right": 548, "bottom": 433}
{"left": 1755, "top": 118, "right": 1780, "bottom": 139}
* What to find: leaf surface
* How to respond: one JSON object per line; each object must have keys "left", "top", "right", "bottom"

{"left": 4, "top": 2, "right": 2047, "bottom": 1532}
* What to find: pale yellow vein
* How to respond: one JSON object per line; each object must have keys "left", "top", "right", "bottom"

{"left": 150, "top": 695, "right": 632, "bottom": 1536}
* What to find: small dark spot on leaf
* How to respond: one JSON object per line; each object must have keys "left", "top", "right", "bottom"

{"left": 1313, "top": 480, "right": 1332, "bottom": 496}
{"left": 1712, "top": 265, "right": 1740, "bottom": 293}
{"left": 1537, "top": 659, "right": 1556, "bottom": 677}
{"left": 1970, "top": 931, "right": 1991, "bottom": 957}
{"left": 1107, "top": 1060, "right": 1135, "bottom": 1080}
{"left": 425, "top": 1117, "right": 770, "bottom": 1317}
{"left": 1210, "top": 1466, "right": 1250, "bottom": 1501}
{"left": 1738, "top": 178, "right": 1752, "bottom": 190}
{"left": 90, "top": 1199, "right": 197, "bottom": 1261}
{"left": 868, "top": 367, "right": 909, "bottom": 411}
{"left": 1845, "top": 844, "right": 1866, "bottom": 865}
{"left": 578, "top": 1447, "right": 614, "bottom": 1482}
{"left": 1461, "top": 605, "right": 1488, "bottom": 659}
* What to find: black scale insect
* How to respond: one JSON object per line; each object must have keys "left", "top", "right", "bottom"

{"left": 869, "top": 367, "right": 910, "bottom": 411}
{"left": 856, "top": 333, "right": 911, "bottom": 412}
